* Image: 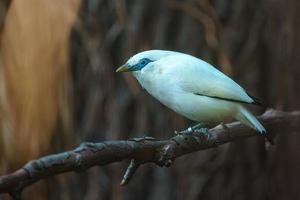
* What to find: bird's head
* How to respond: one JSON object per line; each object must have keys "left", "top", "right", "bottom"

{"left": 116, "top": 50, "right": 175, "bottom": 73}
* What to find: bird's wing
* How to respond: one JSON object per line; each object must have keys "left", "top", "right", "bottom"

{"left": 162, "top": 54, "right": 256, "bottom": 105}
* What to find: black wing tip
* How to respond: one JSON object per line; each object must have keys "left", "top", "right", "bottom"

{"left": 194, "top": 92, "right": 267, "bottom": 108}
{"left": 247, "top": 93, "right": 266, "bottom": 108}
{"left": 251, "top": 100, "right": 264, "bottom": 107}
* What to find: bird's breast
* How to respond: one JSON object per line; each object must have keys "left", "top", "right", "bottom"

{"left": 133, "top": 71, "right": 178, "bottom": 106}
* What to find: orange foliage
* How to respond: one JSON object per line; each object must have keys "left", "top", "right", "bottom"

{"left": 0, "top": 0, "right": 81, "bottom": 169}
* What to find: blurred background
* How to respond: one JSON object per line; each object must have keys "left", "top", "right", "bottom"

{"left": 0, "top": 0, "right": 299, "bottom": 199}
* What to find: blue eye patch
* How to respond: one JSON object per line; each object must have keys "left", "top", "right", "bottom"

{"left": 134, "top": 58, "right": 153, "bottom": 70}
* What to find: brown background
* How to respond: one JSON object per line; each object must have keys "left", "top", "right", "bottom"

{"left": 0, "top": 0, "right": 299, "bottom": 199}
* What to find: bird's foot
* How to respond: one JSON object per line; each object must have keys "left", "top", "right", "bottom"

{"left": 193, "top": 127, "right": 211, "bottom": 139}
{"left": 175, "top": 127, "right": 193, "bottom": 135}
{"left": 175, "top": 123, "right": 211, "bottom": 139}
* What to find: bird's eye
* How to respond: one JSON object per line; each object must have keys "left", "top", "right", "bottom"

{"left": 137, "top": 58, "right": 152, "bottom": 70}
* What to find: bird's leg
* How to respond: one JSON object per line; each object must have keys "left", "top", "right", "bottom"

{"left": 176, "top": 123, "right": 211, "bottom": 139}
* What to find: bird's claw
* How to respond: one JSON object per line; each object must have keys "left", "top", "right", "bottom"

{"left": 175, "top": 127, "right": 193, "bottom": 135}
{"left": 175, "top": 125, "right": 211, "bottom": 139}
{"left": 193, "top": 127, "right": 211, "bottom": 139}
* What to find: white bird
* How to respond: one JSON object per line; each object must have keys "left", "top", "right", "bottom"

{"left": 116, "top": 50, "right": 267, "bottom": 139}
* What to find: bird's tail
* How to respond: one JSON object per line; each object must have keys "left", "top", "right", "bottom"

{"left": 235, "top": 105, "right": 266, "bottom": 135}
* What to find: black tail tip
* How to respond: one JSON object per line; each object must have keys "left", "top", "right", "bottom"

{"left": 264, "top": 133, "right": 274, "bottom": 145}
{"left": 260, "top": 130, "right": 274, "bottom": 145}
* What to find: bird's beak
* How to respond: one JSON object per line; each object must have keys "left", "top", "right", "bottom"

{"left": 116, "top": 64, "right": 130, "bottom": 72}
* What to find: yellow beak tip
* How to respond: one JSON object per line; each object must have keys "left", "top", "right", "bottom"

{"left": 116, "top": 65, "right": 128, "bottom": 73}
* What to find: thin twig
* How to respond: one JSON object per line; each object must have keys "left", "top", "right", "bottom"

{"left": 120, "top": 159, "right": 140, "bottom": 185}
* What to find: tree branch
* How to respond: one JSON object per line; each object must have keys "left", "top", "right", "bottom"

{"left": 0, "top": 109, "right": 299, "bottom": 199}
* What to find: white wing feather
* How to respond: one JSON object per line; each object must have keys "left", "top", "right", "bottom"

{"left": 159, "top": 53, "right": 254, "bottom": 104}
